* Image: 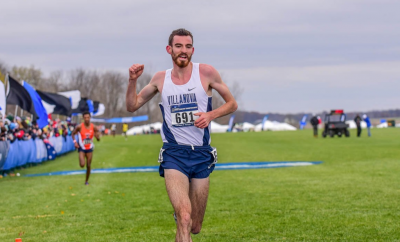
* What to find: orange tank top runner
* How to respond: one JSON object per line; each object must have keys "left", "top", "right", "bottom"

{"left": 78, "top": 123, "right": 94, "bottom": 150}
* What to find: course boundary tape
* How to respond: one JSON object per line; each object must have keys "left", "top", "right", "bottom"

{"left": 24, "top": 161, "right": 322, "bottom": 177}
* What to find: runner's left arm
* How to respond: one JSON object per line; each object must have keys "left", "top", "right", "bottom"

{"left": 94, "top": 125, "right": 101, "bottom": 141}
{"left": 194, "top": 65, "right": 238, "bottom": 129}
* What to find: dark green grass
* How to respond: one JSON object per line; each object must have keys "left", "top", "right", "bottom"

{"left": 1, "top": 129, "right": 400, "bottom": 241}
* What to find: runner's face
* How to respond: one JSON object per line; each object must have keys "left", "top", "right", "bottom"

{"left": 168, "top": 35, "right": 194, "bottom": 68}
{"left": 83, "top": 114, "right": 90, "bottom": 125}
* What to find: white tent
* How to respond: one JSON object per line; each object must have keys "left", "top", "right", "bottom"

{"left": 210, "top": 121, "right": 229, "bottom": 133}
{"left": 126, "top": 122, "right": 162, "bottom": 135}
{"left": 346, "top": 120, "right": 367, "bottom": 129}
{"left": 274, "top": 122, "right": 297, "bottom": 131}
{"left": 241, "top": 122, "right": 255, "bottom": 132}
{"left": 376, "top": 122, "right": 388, "bottom": 128}
{"left": 254, "top": 120, "right": 273, "bottom": 131}
{"left": 254, "top": 120, "right": 297, "bottom": 131}
{"left": 126, "top": 126, "right": 144, "bottom": 135}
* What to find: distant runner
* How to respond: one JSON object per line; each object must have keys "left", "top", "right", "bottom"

{"left": 122, "top": 123, "right": 128, "bottom": 140}
{"left": 72, "top": 111, "right": 101, "bottom": 185}
{"left": 111, "top": 123, "right": 116, "bottom": 138}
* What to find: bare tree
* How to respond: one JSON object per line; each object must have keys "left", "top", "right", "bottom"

{"left": 11, "top": 65, "right": 42, "bottom": 87}
{"left": 39, "top": 70, "right": 64, "bottom": 92}
{"left": 68, "top": 70, "right": 101, "bottom": 98}
{"left": 68, "top": 68, "right": 86, "bottom": 91}
{"left": 1, "top": 60, "right": 242, "bottom": 124}
{"left": 99, "top": 71, "right": 126, "bottom": 117}
{"left": 0, "top": 60, "right": 9, "bottom": 83}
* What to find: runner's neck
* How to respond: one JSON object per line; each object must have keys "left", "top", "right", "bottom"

{"left": 171, "top": 62, "right": 193, "bottom": 85}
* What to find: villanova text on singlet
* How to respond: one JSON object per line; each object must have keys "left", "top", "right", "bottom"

{"left": 159, "top": 63, "right": 212, "bottom": 146}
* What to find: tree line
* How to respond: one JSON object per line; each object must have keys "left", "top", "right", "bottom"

{"left": 0, "top": 60, "right": 242, "bottom": 124}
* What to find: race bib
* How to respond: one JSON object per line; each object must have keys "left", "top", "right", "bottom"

{"left": 83, "top": 139, "right": 93, "bottom": 145}
{"left": 171, "top": 103, "right": 199, "bottom": 127}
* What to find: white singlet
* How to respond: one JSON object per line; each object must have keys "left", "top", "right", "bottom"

{"left": 159, "top": 63, "right": 212, "bottom": 146}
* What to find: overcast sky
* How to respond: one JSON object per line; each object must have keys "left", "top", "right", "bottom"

{"left": 1, "top": 0, "right": 399, "bottom": 113}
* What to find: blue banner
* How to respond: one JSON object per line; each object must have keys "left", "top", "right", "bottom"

{"left": 1, "top": 136, "right": 76, "bottom": 171}
{"left": 92, "top": 115, "right": 148, "bottom": 123}
{"left": 22, "top": 81, "right": 49, "bottom": 128}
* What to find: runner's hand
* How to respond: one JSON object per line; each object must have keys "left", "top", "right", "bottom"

{"left": 129, "top": 64, "right": 144, "bottom": 81}
{"left": 194, "top": 112, "right": 212, "bottom": 129}
{"left": 74, "top": 142, "right": 79, "bottom": 149}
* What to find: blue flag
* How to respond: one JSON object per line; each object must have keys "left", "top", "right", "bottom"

{"left": 22, "top": 81, "right": 48, "bottom": 128}
{"left": 87, "top": 99, "right": 94, "bottom": 114}
{"left": 299, "top": 115, "right": 308, "bottom": 130}
{"left": 227, "top": 115, "right": 235, "bottom": 132}
{"left": 261, "top": 115, "right": 268, "bottom": 131}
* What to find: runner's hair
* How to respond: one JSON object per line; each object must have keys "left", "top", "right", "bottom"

{"left": 168, "top": 28, "right": 193, "bottom": 46}
{"left": 82, "top": 111, "right": 91, "bottom": 117}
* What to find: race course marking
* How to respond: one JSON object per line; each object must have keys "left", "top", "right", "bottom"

{"left": 24, "top": 161, "right": 322, "bottom": 177}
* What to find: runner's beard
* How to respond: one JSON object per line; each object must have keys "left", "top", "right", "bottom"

{"left": 172, "top": 51, "right": 192, "bottom": 68}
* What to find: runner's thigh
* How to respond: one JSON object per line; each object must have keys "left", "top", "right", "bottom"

{"left": 164, "top": 169, "right": 191, "bottom": 212}
{"left": 189, "top": 177, "right": 209, "bottom": 224}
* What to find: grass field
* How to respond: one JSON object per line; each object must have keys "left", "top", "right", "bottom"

{"left": 1, "top": 128, "right": 400, "bottom": 241}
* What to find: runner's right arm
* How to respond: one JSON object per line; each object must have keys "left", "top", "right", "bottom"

{"left": 71, "top": 125, "right": 81, "bottom": 149}
{"left": 126, "top": 64, "right": 162, "bottom": 112}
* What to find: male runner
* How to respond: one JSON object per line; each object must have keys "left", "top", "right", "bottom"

{"left": 126, "top": 28, "right": 237, "bottom": 242}
{"left": 122, "top": 123, "right": 128, "bottom": 140}
{"left": 72, "top": 111, "right": 101, "bottom": 185}
{"left": 110, "top": 123, "right": 116, "bottom": 137}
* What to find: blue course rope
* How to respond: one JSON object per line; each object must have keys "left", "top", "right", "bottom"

{"left": 24, "top": 161, "right": 322, "bottom": 177}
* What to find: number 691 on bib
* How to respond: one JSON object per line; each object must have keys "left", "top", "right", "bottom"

{"left": 170, "top": 103, "right": 199, "bottom": 127}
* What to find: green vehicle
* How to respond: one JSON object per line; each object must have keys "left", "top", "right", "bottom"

{"left": 322, "top": 110, "right": 350, "bottom": 138}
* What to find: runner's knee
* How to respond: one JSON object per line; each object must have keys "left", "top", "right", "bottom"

{"left": 177, "top": 211, "right": 191, "bottom": 226}
{"left": 79, "top": 159, "right": 85, "bottom": 168}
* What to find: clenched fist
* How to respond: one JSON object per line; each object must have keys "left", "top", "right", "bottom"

{"left": 129, "top": 64, "right": 144, "bottom": 81}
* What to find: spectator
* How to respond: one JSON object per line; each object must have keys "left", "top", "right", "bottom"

{"left": 363, "top": 114, "right": 371, "bottom": 137}
{"left": 16, "top": 129, "right": 25, "bottom": 140}
{"left": 354, "top": 114, "right": 362, "bottom": 137}
{"left": 310, "top": 114, "right": 319, "bottom": 138}
{"left": 111, "top": 123, "right": 116, "bottom": 137}
{"left": 0, "top": 121, "right": 7, "bottom": 141}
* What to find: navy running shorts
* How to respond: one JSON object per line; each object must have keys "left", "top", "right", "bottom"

{"left": 158, "top": 143, "right": 217, "bottom": 181}
{"left": 78, "top": 147, "right": 93, "bottom": 153}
